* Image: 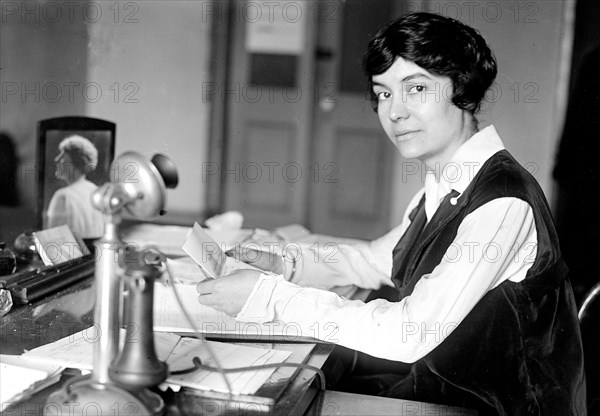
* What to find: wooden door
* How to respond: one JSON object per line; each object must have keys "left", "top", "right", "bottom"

{"left": 308, "top": 0, "right": 396, "bottom": 239}
{"left": 222, "top": 1, "right": 316, "bottom": 229}
{"left": 222, "top": 0, "right": 397, "bottom": 239}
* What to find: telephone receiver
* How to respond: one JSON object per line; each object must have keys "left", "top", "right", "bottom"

{"left": 109, "top": 260, "right": 168, "bottom": 389}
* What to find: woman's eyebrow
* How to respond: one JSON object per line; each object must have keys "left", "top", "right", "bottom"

{"left": 372, "top": 72, "right": 433, "bottom": 88}
{"left": 401, "top": 73, "right": 432, "bottom": 82}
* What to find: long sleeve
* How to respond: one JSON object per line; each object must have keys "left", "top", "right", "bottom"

{"left": 285, "top": 232, "right": 400, "bottom": 291}
{"left": 237, "top": 197, "right": 537, "bottom": 362}
{"left": 285, "top": 189, "right": 425, "bottom": 291}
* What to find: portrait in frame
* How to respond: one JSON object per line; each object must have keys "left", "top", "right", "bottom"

{"left": 37, "top": 117, "right": 115, "bottom": 239}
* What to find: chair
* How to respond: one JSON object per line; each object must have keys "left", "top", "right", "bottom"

{"left": 36, "top": 117, "right": 115, "bottom": 237}
{"left": 579, "top": 281, "right": 600, "bottom": 412}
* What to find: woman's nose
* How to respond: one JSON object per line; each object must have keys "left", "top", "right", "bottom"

{"left": 388, "top": 96, "right": 409, "bottom": 121}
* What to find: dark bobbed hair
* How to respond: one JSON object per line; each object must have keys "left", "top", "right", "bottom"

{"left": 363, "top": 12, "right": 497, "bottom": 113}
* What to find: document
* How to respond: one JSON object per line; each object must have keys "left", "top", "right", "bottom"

{"left": 32, "top": 225, "right": 88, "bottom": 265}
{"left": 166, "top": 256, "right": 207, "bottom": 284}
{"left": 0, "top": 355, "right": 62, "bottom": 405}
{"left": 121, "top": 223, "right": 192, "bottom": 257}
{"left": 153, "top": 282, "right": 315, "bottom": 342}
{"left": 20, "top": 329, "right": 292, "bottom": 395}
{"left": 182, "top": 222, "right": 227, "bottom": 279}
{"left": 180, "top": 222, "right": 263, "bottom": 280}
{"left": 167, "top": 337, "right": 291, "bottom": 394}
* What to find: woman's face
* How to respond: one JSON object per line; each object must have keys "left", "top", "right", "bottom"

{"left": 372, "top": 57, "right": 475, "bottom": 171}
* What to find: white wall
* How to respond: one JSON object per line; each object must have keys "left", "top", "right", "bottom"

{"left": 0, "top": 1, "right": 212, "bottom": 226}
{"left": 476, "top": 0, "right": 571, "bottom": 193}
{"left": 86, "top": 1, "right": 212, "bottom": 223}
{"left": 389, "top": 0, "right": 573, "bottom": 225}
{"left": 1, "top": 0, "right": 573, "bottom": 231}
{"left": 0, "top": 1, "right": 88, "bottom": 209}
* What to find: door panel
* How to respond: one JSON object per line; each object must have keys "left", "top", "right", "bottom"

{"left": 331, "top": 127, "right": 388, "bottom": 218}
{"left": 241, "top": 121, "right": 295, "bottom": 211}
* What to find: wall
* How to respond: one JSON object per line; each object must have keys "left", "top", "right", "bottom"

{"left": 0, "top": 0, "right": 574, "bottom": 233}
{"left": 0, "top": 1, "right": 212, "bottom": 229}
{"left": 86, "top": 1, "right": 212, "bottom": 223}
{"left": 0, "top": 0, "right": 89, "bottom": 210}
{"left": 389, "top": 0, "right": 573, "bottom": 225}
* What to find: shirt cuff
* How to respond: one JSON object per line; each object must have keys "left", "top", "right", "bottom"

{"left": 236, "top": 272, "right": 284, "bottom": 323}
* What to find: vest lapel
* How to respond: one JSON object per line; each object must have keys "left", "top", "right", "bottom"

{"left": 391, "top": 190, "right": 465, "bottom": 291}
{"left": 417, "top": 190, "right": 463, "bottom": 251}
{"left": 391, "top": 195, "right": 427, "bottom": 287}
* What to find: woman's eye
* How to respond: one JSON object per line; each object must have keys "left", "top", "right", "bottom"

{"left": 407, "top": 85, "right": 426, "bottom": 94}
{"left": 376, "top": 91, "right": 391, "bottom": 100}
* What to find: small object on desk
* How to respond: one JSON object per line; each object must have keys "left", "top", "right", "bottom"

{"left": 32, "top": 225, "right": 88, "bottom": 266}
{"left": 0, "top": 288, "right": 13, "bottom": 316}
{"left": 204, "top": 210, "right": 244, "bottom": 231}
{"left": 0, "top": 242, "right": 17, "bottom": 276}
{"left": 13, "top": 231, "right": 40, "bottom": 264}
{"left": 0, "top": 255, "right": 95, "bottom": 304}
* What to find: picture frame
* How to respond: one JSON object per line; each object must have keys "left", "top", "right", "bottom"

{"left": 36, "top": 117, "right": 116, "bottom": 232}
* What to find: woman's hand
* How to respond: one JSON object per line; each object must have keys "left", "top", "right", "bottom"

{"left": 196, "top": 269, "right": 262, "bottom": 316}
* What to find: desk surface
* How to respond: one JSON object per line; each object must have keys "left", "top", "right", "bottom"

{"left": 0, "top": 276, "right": 331, "bottom": 416}
{"left": 1, "top": 230, "right": 477, "bottom": 416}
{"left": 320, "top": 391, "right": 477, "bottom": 416}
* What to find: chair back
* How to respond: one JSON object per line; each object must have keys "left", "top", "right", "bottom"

{"left": 579, "top": 282, "right": 600, "bottom": 412}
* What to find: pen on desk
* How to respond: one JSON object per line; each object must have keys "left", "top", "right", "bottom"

{"left": 199, "top": 292, "right": 212, "bottom": 296}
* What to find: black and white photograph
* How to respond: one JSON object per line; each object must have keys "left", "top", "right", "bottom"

{"left": 0, "top": 1, "right": 598, "bottom": 415}
{"left": 36, "top": 117, "right": 115, "bottom": 239}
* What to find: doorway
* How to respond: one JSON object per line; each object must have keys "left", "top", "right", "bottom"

{"left": 217, "top": 0, "right": 397, "bottom": 239}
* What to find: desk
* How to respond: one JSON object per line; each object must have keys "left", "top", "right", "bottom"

{"left": 319, "top": 391, "right": 477, "bottom": 416}
{"left": 0, "top": 276, "right": 331, "bottom": 416}
{"left": 1, "top": 225, "right": 478, "bottom": 415}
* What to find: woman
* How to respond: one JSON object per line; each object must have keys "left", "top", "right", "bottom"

{"left": 197, "top": 13, "right": 585, "bottom": 414}
{"left": 47, "top": 134, "right": 104, "bottom": 239}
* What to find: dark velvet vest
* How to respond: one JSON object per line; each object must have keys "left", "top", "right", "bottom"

{"left": 387, "top": 150, "right": 586, "bottom": 415}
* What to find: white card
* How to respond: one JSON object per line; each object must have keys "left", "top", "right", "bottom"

{"left": 32, "top": 225, "right": 88, "bottom": 266}
{"left": 182, "top": 222, "right": 227, "bottom": 279}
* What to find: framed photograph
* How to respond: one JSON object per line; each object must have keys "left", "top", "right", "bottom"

{"left": 36, "top": 117, "right": 116, "bottom": 238}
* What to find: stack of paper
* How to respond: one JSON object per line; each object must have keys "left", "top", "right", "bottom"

{"left": 20, "top": 329, "right": 291, "bottom": 395}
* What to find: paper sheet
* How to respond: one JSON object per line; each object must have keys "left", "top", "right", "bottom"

{"left": 182, "top": 222, "right": 227, "bottom": 279}
{"left": 20, "top": 329, "right": 292, "bottom": 395}
{"left": 20, "top": 329, "right": 180, "bottom": 371}
{"left": 121, "top": 223, "right": 192, "bottom": 257}
{"left": 0, "top": 356, "right": 62, "bottom": 405}
{"left": 166, "top": 257, "right": 207, "bottom": 284}
{"left": 153, "top": 283, "right": 314, "bottom": 342}
{"left": 166, "top": 337, "right": 291, "bottom": 394}
{"left": 32, "top": 224, "right": 86, "bottom": 265}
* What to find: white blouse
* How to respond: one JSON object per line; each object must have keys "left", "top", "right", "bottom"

{"left": 236, "top": 125, "right": 538, "bottom": 363}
